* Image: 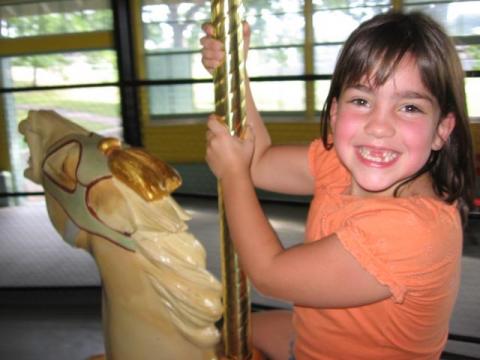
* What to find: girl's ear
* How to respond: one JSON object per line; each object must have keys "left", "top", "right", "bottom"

{"left": 330, "top": 98, "right": 338, "bottom": 131}
{"left": 432, "top": 112, "right": 455, "bottom": 151}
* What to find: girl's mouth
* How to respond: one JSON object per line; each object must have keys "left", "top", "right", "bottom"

{"left": 357, "top": 146, "right": 399, "bottom": 165}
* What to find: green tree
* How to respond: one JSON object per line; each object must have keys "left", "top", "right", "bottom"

{"left": 11, "top": 54, "right": 70, "bottom": 86}
{"left": 5, "top": 6, "right": 114, "bottom": 86}
{"left": 466, "top": 45, "right": 480, "bottom": 70}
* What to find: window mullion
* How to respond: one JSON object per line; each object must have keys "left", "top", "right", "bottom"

{"left": 111, "top": 0, "right": 142, "bottom": 146}
{"left": 304, "top": 0, "right": 315, "bottom": 121}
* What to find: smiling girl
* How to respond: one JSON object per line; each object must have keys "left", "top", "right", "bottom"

{"left": 201, "top": 11, "right": 476, "bottom": 359}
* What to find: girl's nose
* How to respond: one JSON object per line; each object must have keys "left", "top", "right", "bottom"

{"left": 364, "top": 108, "right": 395, "bottom": 138}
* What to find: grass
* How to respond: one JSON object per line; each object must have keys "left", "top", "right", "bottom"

{"left": 14, "top": 89, "right": 121, "bottom": 140}
{"left": 15, "top": 91, "right": 119, "bottom": 118}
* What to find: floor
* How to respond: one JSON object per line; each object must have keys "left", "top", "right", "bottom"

{"left": 1, "top": 195, "right": 479, "bottom": 359}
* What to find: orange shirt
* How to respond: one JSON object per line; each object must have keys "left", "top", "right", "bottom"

{"left": 293, "top": 140, "right": 462, "bottom": 359}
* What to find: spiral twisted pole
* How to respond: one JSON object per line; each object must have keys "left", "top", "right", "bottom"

{"left": 211, "top": 1, "right": 251, "bottom": 359}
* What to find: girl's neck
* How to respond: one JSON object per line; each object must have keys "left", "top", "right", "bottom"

{"left": 347, "top": 173, "right": 438, "bottom": 200}
{"left": 396, "top": 173, "right": 437, "bottom": 199}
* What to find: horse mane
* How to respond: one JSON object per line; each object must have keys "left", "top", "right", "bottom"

{"left": 112, "top": 178, "right": 223, "bottom": 348}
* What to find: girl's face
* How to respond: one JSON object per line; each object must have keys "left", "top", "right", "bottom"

{"left": 330, "top": 54, "right": 455, "bottom": 197}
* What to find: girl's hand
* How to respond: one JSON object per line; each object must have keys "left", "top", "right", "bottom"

{"left": 200, "top": 21, "right": 251, "bottom": 74}
{"left": 205, "top": 114, "right": 255, "bottom": 181}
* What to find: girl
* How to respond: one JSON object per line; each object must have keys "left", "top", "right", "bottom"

{"left": 201, "top": 11, "right": 476, "bottom": 359}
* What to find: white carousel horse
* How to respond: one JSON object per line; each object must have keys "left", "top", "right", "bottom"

{"left": 19, "top": 110, "right": 223, "bottom": 360}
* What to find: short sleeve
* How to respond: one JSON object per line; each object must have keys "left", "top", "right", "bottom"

{"left": 308, "top": 139, "right": 350, "bottom": 191}
{"left": 332, "top": 199, "right": 462, "bottom": 304}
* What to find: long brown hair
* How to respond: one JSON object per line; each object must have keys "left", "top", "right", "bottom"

{"left": 320, "top": 11, "right": 476, "bottom": 224}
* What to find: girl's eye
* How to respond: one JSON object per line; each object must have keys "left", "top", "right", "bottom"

{"left": 351, "top": 98, "right": 368, "bottom": 106}
{"left": 403, "top": 104, "right": 423, "bottom": 113}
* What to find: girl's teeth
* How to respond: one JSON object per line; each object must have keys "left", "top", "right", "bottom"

{"left": 359, "top": 147, "right": 398, "bottom": 163}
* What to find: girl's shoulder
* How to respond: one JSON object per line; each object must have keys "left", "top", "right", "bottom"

{"left": 331, "top": 196, "right": 462, "bottom": 305}
{"left": 333, "top": 196, "right": 462, "bottom": 260}
{"left": 343, "top": 195, "right": 460, "bottom": 230}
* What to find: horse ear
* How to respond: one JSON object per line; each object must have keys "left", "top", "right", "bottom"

{"left": 87, "top": 178, "right": 136, "bottom": 234}
{"left": 43, "top": 142, "right": 80, "bottom": 191}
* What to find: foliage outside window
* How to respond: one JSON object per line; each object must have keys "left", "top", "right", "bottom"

{"left": 141, "top": 0, "right": 480, "bottom": 119}
{"left": 404, "top": 1, "right": 480, "bottom": 117}
{"left": 0, "top": 0, "right": 119, "bottom": 196}
{"left": 0, "top": 0, "right": 112, "bottom": 38}
{"left": 142, "top": 0, "right": 307, "bottom": 117}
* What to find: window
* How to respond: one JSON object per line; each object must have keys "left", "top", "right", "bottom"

{"left": 141, "top": 1, "right": 212, "bottom": 118}
{"left": 0, "top": 0, "right": 112, "bottom": 38}
{"left": 1, "top": 0, "right": 479, "bottom": 196}
{"left": 140, "top": 0, "right": 480, "bottom": 120}
{"left": 312, "top": 0, "right": 391, "bottom": 110}
{"left": 0, "top": 0, "right": 120, "bottom": 196}
{"left": 141, "top": 0, "right": 307, "bottom": 118}
{"left": 404, "top": 0, "right": 480, "bottom": 117}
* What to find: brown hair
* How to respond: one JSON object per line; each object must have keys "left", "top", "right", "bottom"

{"left": 320, "top": 11, "right": 476, "bottom": 224}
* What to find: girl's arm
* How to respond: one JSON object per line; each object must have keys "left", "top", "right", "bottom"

{"left": 244, "top": 76, "right": 313, "bottom": 195}
{"left": 206, "top": 118, "right": 391, "bottom": 308}
{"left": 201, "top": 23, "right": 314, "bottom": 195}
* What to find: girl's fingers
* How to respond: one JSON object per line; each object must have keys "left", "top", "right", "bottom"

{"left": 206, "top": 129, "right": 213, "bottom": 142}
{"left": 201, "top": 49, "right": 224, "bottom": 66}
{"left": 201, "top": 59, "right": 220, "bottom": 74}
{"left": 242, "top": 21, "right": 250, "bottom": 39}
{"left": 201, "top": 46, "right": 224, "bottom": 60}
{"left": 207, "top": 115, "right": 227, "bottom": 133}
{"left": 199, "top": 36, "right": 224, "bottom": 51}
{"left": 201, "top": 22, "right": 215, "bottom": 36}
{"left": 206, "top": 115, "right": 222, "bottom": 142}
{"left": 200, "top": 36, "right": 225, "bottom": 73}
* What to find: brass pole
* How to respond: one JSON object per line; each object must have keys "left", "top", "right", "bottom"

{"left": 304, "top": 0, "right": 315, "bottom": 122}
{"left": 211, "top": 1, "right": 251, "bottom": 359}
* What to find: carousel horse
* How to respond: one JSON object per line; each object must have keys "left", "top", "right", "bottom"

{"left": 19, "top": 110, "right": 223, "bottom": 360}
